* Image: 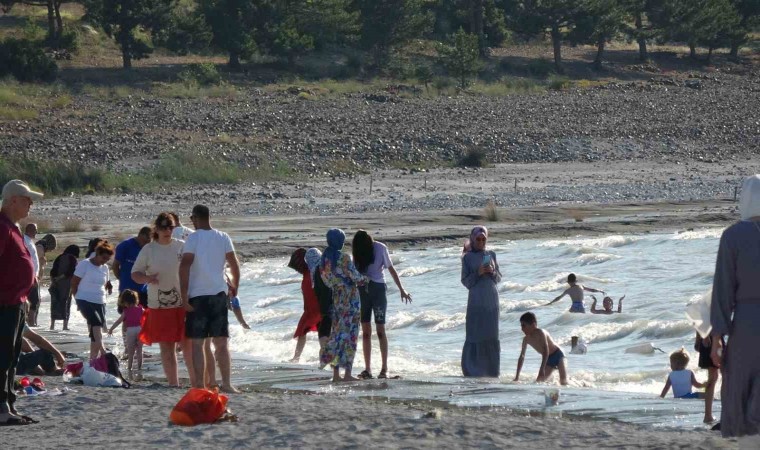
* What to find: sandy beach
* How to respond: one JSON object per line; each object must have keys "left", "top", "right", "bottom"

{"left": 7, "top": 373, "right": 738, "bottom": 449}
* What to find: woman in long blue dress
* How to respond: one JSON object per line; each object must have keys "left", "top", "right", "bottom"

{"left": 710, "top": 175, "right": 760, "bottom": 437}
{"left": 319, "top": 229, "right": 368, "bottom": 382}
{"left": 461, "top": 225, "right": 502, "bottom": 377}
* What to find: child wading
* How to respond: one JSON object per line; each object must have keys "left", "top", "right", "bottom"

{"left": 514, "top": 312, "right": 568, "bottom": 385}
{"left": 108, "top": 289, "right": 145, "bottom": 375}
{"left": 660, "top": 348, "right": 705, "bottom": 399}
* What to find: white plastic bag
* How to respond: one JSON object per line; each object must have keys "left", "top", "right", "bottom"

{"left": 81, "top": 364, "right": 124, "bottom": 388}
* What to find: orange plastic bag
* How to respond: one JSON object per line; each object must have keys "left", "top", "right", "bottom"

{"left": 169, "top": 388, "right": 229, "bottom": 426}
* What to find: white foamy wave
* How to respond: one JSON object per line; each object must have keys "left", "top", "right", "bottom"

{"left": 256, "top": 295, "right": 296, "bottom": 308}
{"left": 569, "top": 319, "right": 693, "bottom": 344}
{"left": 248, "top": 309, "right": 300, "bottom": 324}
{"left": 560, "top": 245, "right": 597, "bottom": 256}
{"left": 500, "top": 299, "right": 545, "bottom": 313}
{"left": 387, "top": 310, "right": 450, "bottom": 330}
{"left": 670, "top": 228, "right": 724, "bottom": 241}
{"left": 499, "top": 281, "right": 527, "bottom": 293}
{"left": 430, "top": 313, "right": 467, "bottom": 332}
{"left": 540, "top": 235, "right": 639, "bottom": 250}
{"left": 397, "top": 266, "right": 438, "bottom": 277}
{"left": 263, "top": 276, "right": 302, "bottom": 286}
{"left": 576, "top": 253, "right": 621, "bottom": 266}
{"left": 525, "top": 278, "right": 566, "bottom": 293}
{"left": 240, "top": 263, "right": 269, "bottom": 280}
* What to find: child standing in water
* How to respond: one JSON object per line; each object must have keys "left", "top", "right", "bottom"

{"left": 694, "top": 333, "right": 721, "bottom": 422}
{"left": 546, "top": 273, "right": 605, "bottom": 313}
{"left": 514, "top": 312, "right": 568, "bottom": 385}
{"left": 108, "top": 289, "right": 145, "bottom": 375}
{"left": 660, "top": 349, "right": 706, "bottom": 399}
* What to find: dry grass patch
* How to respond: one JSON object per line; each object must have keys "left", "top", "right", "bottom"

{"left": 61, "top": 218, "right": 84, "bottom": 232}
{"left": 483, "top": 200, "right": 500, "bottom": 222}
{"left": 564, "top": 208, "right": 590, "bottom": 222}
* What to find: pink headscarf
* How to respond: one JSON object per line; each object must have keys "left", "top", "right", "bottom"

{"left": 462, "top": 225, "right": 488, "bottom": 255}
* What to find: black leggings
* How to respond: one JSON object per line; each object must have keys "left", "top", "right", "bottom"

{"left": 0, "top": 304, "right": 25, "bottom": 408}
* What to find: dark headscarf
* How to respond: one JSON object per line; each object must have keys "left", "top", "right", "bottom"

{"left": 63, "top": 244, "right": 81, "bottom": 258}
{"left": 288, "top": 248, "right": 308, "bottom": 274}
{"left": 50, "top": 244, "right": 80, "bottom": 278}
{"left": 320, "top": 228, "right": 346, "bottom": 270}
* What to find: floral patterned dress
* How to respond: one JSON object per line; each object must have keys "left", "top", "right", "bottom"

{"left": 319, "top": 253, "right": 367, "bottom": 369}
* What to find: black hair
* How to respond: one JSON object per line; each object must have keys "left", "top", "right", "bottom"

{"left": 520, "top": 312, "right": 537, "bottom": 325}
{"left": 87, "top": 237, "right": 103, "bottom": 256}
{"left": 567, "top": 273, "right": 577, "bottom": 283}
{"left": 192, "top": 204, "right": 210, "bottom": 220}
{"left": 138, "top": 226, "right": 152, "bottom": 238}
{"left": 352, "top": 230, "right": 375, "bottom": 274}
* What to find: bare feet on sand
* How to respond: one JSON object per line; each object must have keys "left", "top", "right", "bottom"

{"left": 220, "top": 385, "right": 241, "bottom": 394}
{"left": 704, "top": 416, "right": 716, "bottom": 424}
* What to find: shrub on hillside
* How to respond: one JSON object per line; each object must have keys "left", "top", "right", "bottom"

{"left": 458, "top": 146, "right": 488, "bottom": 168}
{"left": 0, "top": 38, "right": 57, "bottom": 82}
{"left": 178, "top": 63, "right": 221, "bottom": 86}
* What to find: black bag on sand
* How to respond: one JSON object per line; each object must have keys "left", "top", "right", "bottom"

{"left": 104, "top": 353, "right": 131, "bottom": 389}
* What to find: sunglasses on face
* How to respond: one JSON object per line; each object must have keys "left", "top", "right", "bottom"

{"left": 475, "top": 237, "right": 487, "bottom": 242}
{"left": 158, "top": 224, "right": 175, "bottom": 230}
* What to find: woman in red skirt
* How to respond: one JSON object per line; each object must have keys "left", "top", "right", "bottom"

{"left": 131, "top": 212, "right": 194, "bottom": 386}
{"left": 288, "top": 248, "right": 322, "bottom": 362}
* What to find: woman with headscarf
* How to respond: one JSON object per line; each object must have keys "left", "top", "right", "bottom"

{"left": 305, "top": 248, "right": 332, "bottom": 351}
{"left": 461, "top": 225, "right": 502, "bottom": 377}
{"left": 288, "top": 248, "right": 323, "bottom": 362}
{"left": 710, "top": 175, "right": 760, "bottom": 438}
{"left": 49, "top": 244, "right": 80, "bottom": 330}
{"left": 319, "top": 229, "right": 368, "bottom": 382}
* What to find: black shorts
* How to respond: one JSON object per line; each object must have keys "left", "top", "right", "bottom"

{"left": 28, "top": 281, "right": 40, "bottom": 311}
{"left": 360, "top": 281, "right": 388, "bottom": 325}
{"left": 76, "top": 299, "right": 106, "bottom": 341}
{"left": 185, "top": 292, "right": 229, "bottom": 339}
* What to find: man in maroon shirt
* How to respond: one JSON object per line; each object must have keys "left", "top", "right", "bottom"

{"left": 0, "top": 179, "right": 43, "bottom": 426}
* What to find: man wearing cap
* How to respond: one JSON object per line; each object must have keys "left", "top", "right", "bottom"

{"left": 0, "top": 179, "right": 43, "bottom": 425}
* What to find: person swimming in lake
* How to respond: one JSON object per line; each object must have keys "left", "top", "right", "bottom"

{"left": 590, "top": 295, "right": 624, "bottom": 314}
{"left": 546, "top": 273, "right": 605, "bottom": 313}
{"left": 514, "top": 312, "right": 568, "bottom": 385}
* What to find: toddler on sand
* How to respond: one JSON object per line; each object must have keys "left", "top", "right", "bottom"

{"left": 108, "top": 289, "right": 144, "bottom": 374}
{"left": 660, "top": 348, "right": 705, "bottom": 399}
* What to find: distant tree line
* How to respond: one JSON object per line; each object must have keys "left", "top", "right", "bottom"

{"left": 1, "top": 0, "right": 758, "bottom": 72}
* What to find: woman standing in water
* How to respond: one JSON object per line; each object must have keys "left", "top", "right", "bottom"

{"left": 71, "top": 241, "right": 114, "bottom": 360}
{"left": 49, "top": 244, "right": 80, "bottom": 330}
{"left": 288, "top": 248, "right": 322, "bottom": 362}
{"left": 710, "top": 175, "right": 760, "bottom": 437}
{"left": 352, "top": 230, "right": 412, "bottom": 380}
{"left": 461, "top": 225, "right": 502, "bottom": 377}
{"left": 319, "top": 229, "right": 367, "bottom": 382}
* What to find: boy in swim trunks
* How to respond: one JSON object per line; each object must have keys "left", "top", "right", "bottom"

{"left": 514, "top": 312, "right": 568, "bottom": 385}
{"left": 546, "top": 273, "right": 605, "bottom": 313}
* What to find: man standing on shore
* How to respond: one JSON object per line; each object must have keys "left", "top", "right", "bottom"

{"left": 0, "top": 179, "right": 43, "bottom": 425}
{"left": 113, "top": 227, "right": 151, "bottom": 308}
{"left": 23, "top": 223, "right": 41, "bottom": 327}
{"left": 179, "top": 205, "right": 240, "bottom": 393}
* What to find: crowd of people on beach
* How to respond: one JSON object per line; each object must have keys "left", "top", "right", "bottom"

{"left": 1, "top": 174, "right": 760, "bottom": 439}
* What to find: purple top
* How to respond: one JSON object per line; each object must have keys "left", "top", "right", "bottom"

{"left": 365, "top": 242, "right": 393, "bottom": 284}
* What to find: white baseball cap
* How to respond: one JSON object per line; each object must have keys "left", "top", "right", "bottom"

{"left": 2, "top": 179, "right": 44, "bottom": 201}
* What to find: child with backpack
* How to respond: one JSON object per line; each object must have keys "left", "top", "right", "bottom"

{"left": 107, "top": 290, "right": 144, "bottom": 375}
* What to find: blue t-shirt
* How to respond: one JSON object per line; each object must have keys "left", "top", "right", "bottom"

{"left": 115, "top": 237, "right": 144, "bottom": 293}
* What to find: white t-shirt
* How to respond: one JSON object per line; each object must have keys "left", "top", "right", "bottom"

{"left": 183, "top": 229, "right": 234, "bottom": 298}
{"left": 74, "top": 259, "right": 110, "bottom": 304}
{"left": 24, "top": 235, "right": 39, "bottom": 277}
{"left": 172, "top": 225, "right": 193, "bottom": 241}
{"left": 132, "top": 239, "right": 184, "bottom": 309}
{"left": 668, "top": 369, "right": 694, "bottom": 398}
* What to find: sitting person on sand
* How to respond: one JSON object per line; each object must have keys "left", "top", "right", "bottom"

{"left": 513, "top": 312, "right": 568, "bottom": 385}
{"left": 590, "top": 295, "right": 624, "bottom": 314}
{"left": 17, "top": 325, "right": 66, "bottom": 375}
{"left": 660, "top": 348, "right": 705, "bottom": 399}
{"left": 546, "top": 273, "right": 604, "bottom": 313}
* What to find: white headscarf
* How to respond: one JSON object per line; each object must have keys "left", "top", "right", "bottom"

{"left": 740, "top": 175, "right": 760, "bottom": 220}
